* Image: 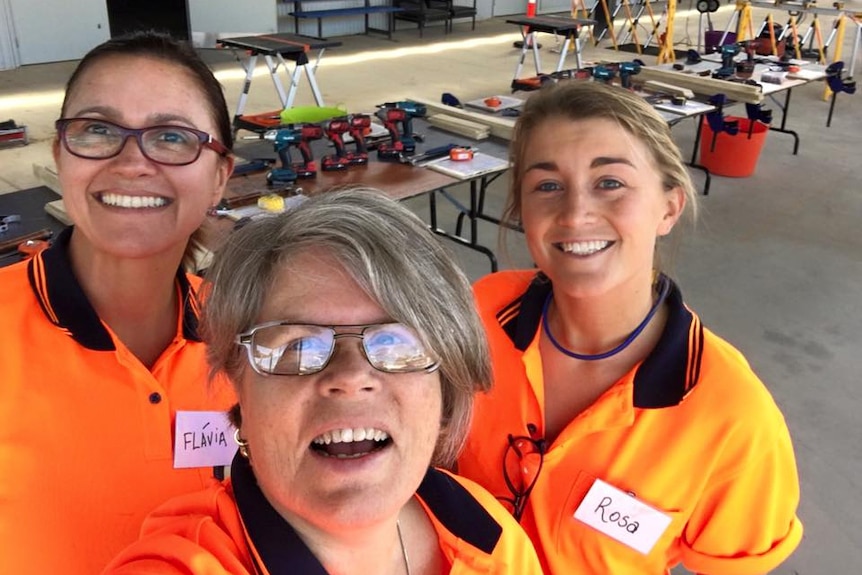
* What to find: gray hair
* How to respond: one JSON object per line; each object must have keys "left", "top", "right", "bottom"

{"left": 201, "top": 187, "right": 492, "bottom": 467}
{"left": 505, "top": 81, "right": 698, "bottom": 270}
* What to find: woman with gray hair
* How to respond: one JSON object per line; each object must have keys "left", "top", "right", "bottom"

{"left": 105, "top": 188, "right": 543, "bottom": 575}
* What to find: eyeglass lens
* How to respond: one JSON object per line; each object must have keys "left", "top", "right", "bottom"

{"left": 502, "top": 434, "right": 544, "bottom": 520}
{"left": 247, "top": 323, "right": 436, "bottom": 375}
{"left": 60, "top": 118, "right": 206, "bottom": 165}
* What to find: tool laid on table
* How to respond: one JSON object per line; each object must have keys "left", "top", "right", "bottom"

{"left": 1, "top": 214, "right": 22, "bottom": 234}
{"left": 212, "top": 186, "right": 298, "bottom": 214}
{"left": 399, "top": 144, "right": 470, "bottom": 167}
{"left": 0, "top": 228, "right": 53, "bottom": 264}
{"left": 375, "top": 102, "right": 426, "bottom": 161}
{"left": 264, "top": 124, "right": 324, "bottom": 185}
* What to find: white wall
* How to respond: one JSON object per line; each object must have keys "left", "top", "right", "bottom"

{"left": 188, "top": 0, "right": 277, "bottom": 46}
{"left": 0, "top": 0, "right": 20, "bottom": 70}
{"left": 9, "top": 0, "right": 109, "bottom": 65}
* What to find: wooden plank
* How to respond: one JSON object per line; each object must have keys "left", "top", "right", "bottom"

{"left": 409, "top": 96, "right": 516, "bottom": 140}
{"left": 637, "top": 67, "right": 764, "bottom": 103}
{"left": 427, "top": 114, "right": 490, "bottom": 140}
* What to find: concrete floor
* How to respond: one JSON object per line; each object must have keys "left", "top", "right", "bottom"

{"left": 1, "top": 10, "right": 860, "bottom": 574}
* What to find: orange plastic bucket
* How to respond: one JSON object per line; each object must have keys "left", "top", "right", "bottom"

{"left": 699, "top": 117, "right": 769, "bottom": 178}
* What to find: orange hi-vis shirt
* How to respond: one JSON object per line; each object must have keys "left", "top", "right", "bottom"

{"left": 104, "top": 454, "right": 544, "bottom": 574}
{"left": 458, "top": 271, "right": 803, "bottom": 575}
{"left": 0, "top": 227, "right": 236, "bottom": 575}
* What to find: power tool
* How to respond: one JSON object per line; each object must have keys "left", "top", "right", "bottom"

{"left": 264, "top": 124, "right": 324, "bottom": 185}
{"left": 591, "top": 65, "right": 616, "bottom": 84}
{"left": 345, "top": 114, "right": 371, "bottom": 165}
{"left": 713, "top": 43, "right": 741, "bottom": 79}
{"left": 321, "top": 118, "right": 351, "bottom": 172}
{"left": 375, "top": 102, "right": 426, "bottom": 161}
{"left": 618, "top": 61, "right": 642, "bottom": 89}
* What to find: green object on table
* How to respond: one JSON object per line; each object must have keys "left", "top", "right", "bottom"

{"left": 280, "top": 105, "right": 348, "bottom": 124}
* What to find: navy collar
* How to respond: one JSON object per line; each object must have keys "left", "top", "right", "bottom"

{"left": 26, "top": 226, "right": 201, "bottom": 350}
{"left": 231, "top": 453, "right": 502, "bottom": 574}
{"left": 496, "top": 273, "right": 703, "bottom": 408}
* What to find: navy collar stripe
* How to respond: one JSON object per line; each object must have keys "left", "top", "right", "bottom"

{"left": 231, "top": 454, "right": 503, "bottom": 572}
{"left": 26, "top": 226, "right": 202, "bottom": 350}
{"left": 497, "top": 273, "right": 702, "bottom": 408}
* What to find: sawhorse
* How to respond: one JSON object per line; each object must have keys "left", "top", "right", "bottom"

{"left": 217, "top": 33, "right": 342, "bottom": 136}
{"left": 506, "top": 15, "right": 596, "bottom": 87}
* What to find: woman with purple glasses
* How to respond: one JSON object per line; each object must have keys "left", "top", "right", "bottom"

{"left": 0, "top": 31, "right": 235, "bottom": 574}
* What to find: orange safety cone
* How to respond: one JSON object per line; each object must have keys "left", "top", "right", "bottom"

{"left": 514, "top": 0, "right": 542, "bottom": 49}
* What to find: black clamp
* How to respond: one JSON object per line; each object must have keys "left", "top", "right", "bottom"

{"left": 825, "top": 61, "right": 856, "bottom": 127}
{"left": 705, "top": 94, "right": 740, "bottom": 152}
{"left": 0, "top": 214, "right": 22, "bottom": 234}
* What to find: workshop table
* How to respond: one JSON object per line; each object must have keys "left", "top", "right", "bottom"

{"left": 217, "top": 33, "right": 342, "bottom": 136}
{"left": 208, "top": 145, "right": 510, "bottom": 272}
{"left": 0, "top": 187, "right": 65, "bottom": 268}
{"left": 506, "top": 15, "right": 595, "bottom": 83}
{"left": 651, "top": 57, "right": 827, "bottom": 155}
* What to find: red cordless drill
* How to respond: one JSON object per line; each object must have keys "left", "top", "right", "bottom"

{"left": 375, "top": 107, "right": 408, "bottom": 161}
{"left": 321, "top": 118, "right": 350, "bottom": 172}
{"left": 346, "top": 114, "right": 370, "bottom": 165}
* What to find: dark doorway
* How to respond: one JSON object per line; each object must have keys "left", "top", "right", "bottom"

{"left": 107, "top": 0, "right": 189, "bottom": 40}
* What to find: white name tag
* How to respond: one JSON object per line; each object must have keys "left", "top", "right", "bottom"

{"left": 173, "top": 411, "right": 237, "bottom": 469}
{"left": 573, "top": 478, "right": 672, "bottom": 555}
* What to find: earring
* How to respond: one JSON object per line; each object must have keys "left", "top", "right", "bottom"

{"left": 234, "top": 428, "right": 250, "bottom": 458}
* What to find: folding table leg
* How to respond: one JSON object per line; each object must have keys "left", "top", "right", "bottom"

{"left": 265, "top": 54, "right": 290, "bottom": 108}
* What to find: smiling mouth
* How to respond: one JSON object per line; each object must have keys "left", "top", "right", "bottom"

{"left": 310, "top": 427, "right": 392, "bottom": 459}
{"left": 98, "top": 193, "right": 169, "bottom": 209}
{"left": 556, "top": 240, "right": 613, "bottom": 256}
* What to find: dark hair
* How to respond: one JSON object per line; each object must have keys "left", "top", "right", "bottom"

{"left": 61, "top": 30, "right": 233, "bottom": 151}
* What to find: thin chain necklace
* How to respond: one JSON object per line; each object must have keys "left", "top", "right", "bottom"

{"left": 542, "top": 274, "right": 671, "bottom": 361}
{"left": 396, "top": 519, "right": 412, "bottom": 575}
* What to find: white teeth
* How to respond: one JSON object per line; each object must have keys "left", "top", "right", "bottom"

{"left": 559, "top": 240, "right": 610, "bottom": 255}
{"left": 100, "top": 193, "right": 167, "bottom": 209}
{"left": 312, "top": 427, "right": 388, "bottom": 445}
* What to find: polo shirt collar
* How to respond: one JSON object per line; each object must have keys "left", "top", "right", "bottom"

{"left": 26, "top": 226, "right": 201, "bottom": 351}
{"left": 499, "top": 273, "right": 703, "bottom": 408}
{"left": 231, "top": 453, "right": 503, "bottom": 573}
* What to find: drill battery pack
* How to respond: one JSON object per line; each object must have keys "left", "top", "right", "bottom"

{"left": 0, "top": 120, "right": 28, "bottom": 148}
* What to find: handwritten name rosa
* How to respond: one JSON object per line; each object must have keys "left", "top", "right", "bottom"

{"left": 594, "top": 496, "right": 640, "bottom": 533}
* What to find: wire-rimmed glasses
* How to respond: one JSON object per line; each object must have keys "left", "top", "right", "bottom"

{"left": 235, "top": 321, "right": 440, "bottom": 376}
{"left": 55, "top": 117, "right": 229, "bottom": 166}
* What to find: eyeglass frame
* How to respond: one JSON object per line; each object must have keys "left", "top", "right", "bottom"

{"left": 499, "top": 427, "right": 546, "bottom": 522}
{"left": 235, "top": 321, "right": 441, "bottom": 377}
{"left": 55, "top": 117, "right": 230, "bottom": 166}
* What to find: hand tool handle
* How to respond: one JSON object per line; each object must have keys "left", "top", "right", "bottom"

{"left": 0, "top": 228, "right": 53, "bottom": 255}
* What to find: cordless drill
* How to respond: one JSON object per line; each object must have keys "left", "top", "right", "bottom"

{"left": 375, "top": 102, "right": 426, "bottom": 161}
{"left": 321, "top": 118, "right": 351, "bottom": 172}
{"left": 345, "top": 113, "right": 371, "bottom": 165}
{"left": 591, "top": 65, "right": 616, "bottom": 84}
{"left": 714, "top": 43, "right": 741, "bottom": 79}
{"left": 265, "top": 124, "right": 324, "bottom": 185}
{"left": 618, "top": 61, "right": 642, "bottom": 89}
